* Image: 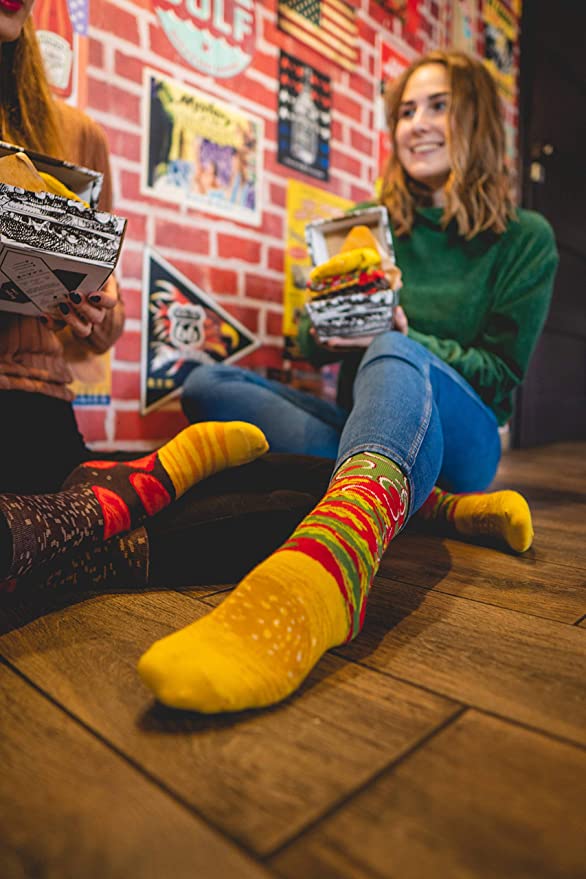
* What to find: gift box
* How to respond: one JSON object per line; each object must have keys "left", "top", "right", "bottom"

{"left": 0, "top": 141, "right": 126, "bottom": 318}
{"left": 304, "top": 206, "right": 399, "bottom": 341}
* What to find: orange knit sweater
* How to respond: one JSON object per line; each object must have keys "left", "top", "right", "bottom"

{"left": 0, "top": 102, "right": 125, "bottom": 401}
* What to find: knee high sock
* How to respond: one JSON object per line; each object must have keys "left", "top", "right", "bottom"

{"left": 417, "top": 486, "right": 533, "bottom": 553}
{"left": 0, "top": 421, "right": 268, "bottom": 583}
{"left": 138, "top": 451, "right": 409, "bottom": 713}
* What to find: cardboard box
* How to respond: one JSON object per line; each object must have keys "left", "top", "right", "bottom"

{"left": 0, "top": 141, "right": 126, "bottom": 318}
{"left": 305, "top": 205, "right": 395, "bottom": 265}
{"left": 304, "top": 206, "right": 399, "bottom": 341}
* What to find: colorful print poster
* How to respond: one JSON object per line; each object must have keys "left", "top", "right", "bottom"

{"left": 142, "top": 71, "right": 263, "bottom": 226}
{"left": 278, "top": 51, "right": 331, "bottom": 183}
{"left": 151, "top": 0, "right": 255, "bottom": 78}
{"left": 482, "top": 0, "right": 517, "bottom": 100}
{"left": 283, "top": 180, "right": 352, "bottom": 359}
{"left": 377, "top": 41, "right": 411, "bottom": 183}
{"left": 141, "top": 249, "right": 258, "bottom": 413}
{"left": 277, "top": 0, "right": 358, "bottom": 72}
{"left": 33, "top": 0, "right": 89, "bottom": 108}
{"left": 451, "top": 0, "right": 477, "bottom": 54}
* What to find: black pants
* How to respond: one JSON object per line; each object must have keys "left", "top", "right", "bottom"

{"left": 0, "top": 391, "right": 143, "bottom": 494}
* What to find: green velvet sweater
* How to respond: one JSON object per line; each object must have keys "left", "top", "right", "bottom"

{"left": 298, "top": 206, "right": 559, "bottom": 425}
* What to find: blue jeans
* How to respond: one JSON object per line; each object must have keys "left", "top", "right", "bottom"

{"left": 182, "top": 333, "right": 501, "bottom": 517}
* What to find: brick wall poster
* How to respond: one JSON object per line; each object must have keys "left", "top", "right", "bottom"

{"left": 277, "top": 51, "right": 331, "bottom": 182}
{"left": 34, "top": 0, "right": 89, "bottom": 107}
{"left": 141, "top": 249, "right": 258, "bottom": 413}
{"left": 482, "top": 0, "right": 517, "bottom": 100}
{"left": 142, "top": 71, "right": 263, "bottom": 226}
{"left": 277, "top": 0, "right": 358, "bottom": 72}
{"left": 283, "top": 180, "right": 352, "bottom": 360}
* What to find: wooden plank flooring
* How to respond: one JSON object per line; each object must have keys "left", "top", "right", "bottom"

{"left": 1, "top": 441, "right": 585, "bottom": 878}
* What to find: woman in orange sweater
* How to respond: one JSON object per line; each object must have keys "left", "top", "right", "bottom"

{"left": 0, "top": 1, "right": 125, "bottom": 492}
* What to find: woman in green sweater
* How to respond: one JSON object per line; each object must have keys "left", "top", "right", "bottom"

{"left": 137, "top": 51, "right": 559, "bottom": 713}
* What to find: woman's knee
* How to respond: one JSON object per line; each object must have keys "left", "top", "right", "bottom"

{"left": 182, "top": 364, "right": 238, "bottom": 418}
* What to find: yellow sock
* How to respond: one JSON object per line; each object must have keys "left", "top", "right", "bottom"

{"left": 137, "top": 451, "right": 409, "bottom": 713}
{"left": 157, "top": 420, "right": 269, "bottom": 498}
{"left": 418, "top": 486, "right": 534, "bottom": 553}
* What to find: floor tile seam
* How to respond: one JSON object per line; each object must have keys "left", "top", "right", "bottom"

{"left": 331, "top": 654, "right": 586, "bottom": 752}
{"left": 0, "top": 654, "right": 277, "bottom": 875}
{"left": 262, "top": 704, "right": 468, "bottom": 862}
{"left": 374, "top": 572, "right": 586, "bottom": 629}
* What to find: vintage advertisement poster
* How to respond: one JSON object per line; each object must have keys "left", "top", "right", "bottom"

{"left": 283, "top": 180, "right": 352, "bottom": 359}
{"left": 142, "top": 71, "right": 263, "bottom": 226}
{"left": 277, "top": 0, "right": 358, "bottom": 72}
{"left": 277, "top": 51, "right": 331, "bottom": 183}
{"left": 377, "top": 40, "right": 411, "bottom": 186}
{"left": 151, "top": 0, "right": 255, "bottom": 78}
{"left": 482, "top": 0, "right": 517, "bottom": 100}
{"left": 33, "top": 0, "right": 89, "bottom": 108}
{"left": 141, "top": 249, "right": 258, "bottom": 413}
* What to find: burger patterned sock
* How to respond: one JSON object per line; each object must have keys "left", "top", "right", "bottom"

{"left": 137, "top": 451, "right": 409, "bottom": 714}
{"left": 417, "top": 486, "right": 533, "bottom": 553}
{"left": 0, "top": 421, "right": 268, "bottom": 584}
{"left": 0, "top": 527, "right": 150, "bottom": 599}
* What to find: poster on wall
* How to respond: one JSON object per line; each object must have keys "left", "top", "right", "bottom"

{"left": 482, "top": 0, "right": 517, "bottom": 100}
{"left": 283, "top": 180, "right": 352, "bottom": 359}
{"left": 141, "top": 71, "right": 263, "bottom": 226}
{"left": 141, "top": 249, "right": 258, "bottom": 413}
{"left": 377, "top": 41, "right": 411, "bottom": 186}
{"left": 151, "top": 0, "right": 255, "bottom": 78}
{"left": 277, "top": 0, "right": 358, "bottom": 73}
{"left": 277, "top": 51, "right": 331, "bottom": 183}
{"left": 451, "top": 0, "right": 477, "bottom": 54}
{"left": 33, "top": 0, "right": 89, "bottom": 108}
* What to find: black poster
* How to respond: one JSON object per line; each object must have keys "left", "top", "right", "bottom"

{"left": 141, "top": 249, "right": 257, "bottom": 413}
{"left": 277, "top": 51, "right": 331, "bottom": 182}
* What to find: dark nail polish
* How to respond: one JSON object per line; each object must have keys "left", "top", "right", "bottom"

{"left": 69, "top": 291, "right": 82, "bottom": 304}
{"left": 89, "top": 294, "right": 101, "bottom": 304}
{"left": 39, "top": 316, "right": 49, "bottom": 324}
{"left": 59, "top": 302, "right": 70, "bottom": 315}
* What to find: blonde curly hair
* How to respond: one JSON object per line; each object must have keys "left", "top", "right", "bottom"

{"left": 381, "top": 50, "right": 515, "bottom": 239}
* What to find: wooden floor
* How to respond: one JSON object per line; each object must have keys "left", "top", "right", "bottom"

{"left": 1, "top": 442, "right": 585, "bottom": 878}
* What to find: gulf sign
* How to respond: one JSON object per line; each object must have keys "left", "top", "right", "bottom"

{"left": 152, "top": 0, "right": 255, "bottom": 78}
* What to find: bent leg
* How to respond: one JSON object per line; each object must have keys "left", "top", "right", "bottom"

{"left": 182, "top": 364, "right": 346, "bottom": 458}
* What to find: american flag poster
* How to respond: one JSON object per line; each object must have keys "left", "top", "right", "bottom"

{"left": 277, "top": 0, "right": 358, "bottom": 73}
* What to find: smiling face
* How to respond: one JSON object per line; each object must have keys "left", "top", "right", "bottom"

{"left": 0, "top": 0, "right": 34, "bottom": 44}
{"left": 395, "top": 63, "right": 452, "bottom": 202}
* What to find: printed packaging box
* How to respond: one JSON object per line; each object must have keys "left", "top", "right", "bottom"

{"left": 304, "top": 206, "right": 400, "bottom": 340}
{"left": 0, "top": 141, "right": 126, "bottom": 318}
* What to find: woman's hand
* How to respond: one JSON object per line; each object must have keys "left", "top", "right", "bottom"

{"left": 393, "top": 305, "right": 409, "bottom": 335}
{"left": 43, "top": 286, "right": 118, "bottom": 340}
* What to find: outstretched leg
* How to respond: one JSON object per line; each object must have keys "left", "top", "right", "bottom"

{"left": 417, "top": 486, "right": 533, "bottom": 552}
{"left": 0, "top": 421, "right": 267, "bottom": 586}
{"left": 138, "top": 452, "right": 409, "bottom": 712}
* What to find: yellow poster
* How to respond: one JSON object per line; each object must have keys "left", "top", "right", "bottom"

{"left": 283, "top": 180, "right": 352, "bottom": 357}
{"left": 483, "top": 0, "right": 517, "bottom": 100}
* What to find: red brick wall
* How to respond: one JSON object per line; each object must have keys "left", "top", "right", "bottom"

{"left": 76, "top": 0, "right": 519, "bottom": 449}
